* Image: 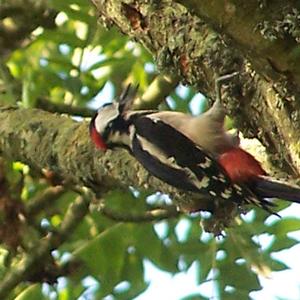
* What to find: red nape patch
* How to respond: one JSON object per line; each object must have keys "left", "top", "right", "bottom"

{"left": 90, "top": 127, "right": 107, "bottom": 150}
{"left": 218, "top": 148, "right": 266, "bottom": 182}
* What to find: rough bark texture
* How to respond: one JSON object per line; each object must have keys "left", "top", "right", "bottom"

{"left": 0, "top": 106, "right": 231, "bottom": 214}
{"left": 0, "top": 0, "right": 299, "bottom": 224}
{"left": 177, "top": 0, "right": 300, "bottom": 84}
{"left": 91, "top": 0, "right": 300, "bottom": 177}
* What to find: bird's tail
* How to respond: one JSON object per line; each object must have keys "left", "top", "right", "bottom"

{"left": 252, "top": 175, "right": 300, "bottom": 203}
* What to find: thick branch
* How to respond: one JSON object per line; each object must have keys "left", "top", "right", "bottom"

{"left": 134, "top": 73, "right": 180, "bottom": 109}
{"left": 91, "top": 0, "right": 300, "bottom": 175}
{"left": 0, "top": 1, "right": 57, "bottom": 57}
{"left": 36, "top": 97, "right": 95, "bottom": 118}
{"left": 176, "top": 0, "right": 300, "bottom": 85}
{"left": 26, "top": 186, "right": 66, "bottom": 217}
{"left": 0, "top": 106, "right": 216, "bottom": 212}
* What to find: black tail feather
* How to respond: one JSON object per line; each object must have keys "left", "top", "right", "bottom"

{"left": 252, "top": 176, "right": 300, "bottom": 203}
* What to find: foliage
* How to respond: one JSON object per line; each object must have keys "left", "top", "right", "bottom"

{"left": 0, "top": 0, "right": 300, "bottom": 299}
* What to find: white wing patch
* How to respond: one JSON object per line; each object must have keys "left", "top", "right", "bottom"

{"left": 221, "top": 188, "right": 232, "bottom": 199}
{"left": 137, "top": 135, "right": 178, "bottom": 167}
{"left": 209, "top": 190, "right": 217, "bottom": 196}
{"left": 198, "top": 157, "right": 212, "bottom": 168}
{"left": 136, "top": 134, "right": 211, "bottom": 191}
{"left": 196, "top": 176, "right": 210, "bottom": 189}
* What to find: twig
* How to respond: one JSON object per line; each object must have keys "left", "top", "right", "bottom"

{"left": 98, "top": 204, "right": 180, "bottom": 222}
{"left": 215, "top": 72, "right": 239, "bottom": 104}
{"left": 133, "top": 72, "right": 180, "bottom": 110}
{"left": 0, "top": 194, "right": 90, "bottom": 298}
{"left": 36, "top": 97, "right": 95, "bottom": 117}
{"left": 26, "top": 186, "right": 65, "bottom": 217}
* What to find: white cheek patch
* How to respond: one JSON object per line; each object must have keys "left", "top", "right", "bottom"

{"left": 95, "top": 103, "right": 120, "bottom": 134}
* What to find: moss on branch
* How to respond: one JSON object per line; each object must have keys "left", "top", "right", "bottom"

{"left": 91, "top": 0, "right": 300, "bottom": 175}
{"left": 176, "top": 0, "right": 300, "bottom": 85}
{"left": 0, "top": 106, "right": 219, "bottom": 213}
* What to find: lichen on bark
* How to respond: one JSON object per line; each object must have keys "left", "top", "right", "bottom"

{"left": 91, "top": 0, "right": 300, "bottom": 177}
{"left": 0, "top": 106, "right": 227, "bottom": 215}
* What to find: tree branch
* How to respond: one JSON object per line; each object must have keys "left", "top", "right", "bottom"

{"left": 175, "top": 0, "right": 300, "bottom": 85}
{"left": 36, "top": 97, "right": 95, "bottom": 118}
{"left": 0, "top": 194, "right": 90, "bottom": 299}
{"left": 0, "top": 1, "right": 57, "bottom": 57}
{"left": 0, "top": 106, "right": 219, "bottom": 213}
{"left": 98, "top": 204, "right": 181, "bottom": 222}
{"left": 134, "top": 72, "right": 180, "bottom": 109}
{"left": 26, "top": 186, "right": 66, "bottom": 217}
{"left": 91, "top": 0, "right": 300, "bottom": 175}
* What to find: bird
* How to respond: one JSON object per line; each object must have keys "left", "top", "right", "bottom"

{"left": 89, "top": 74, "right": 300, "bottom": 214}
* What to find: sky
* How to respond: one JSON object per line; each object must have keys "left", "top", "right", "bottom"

{"left": 135, "top": 205, "right": 300, "bottom": 300}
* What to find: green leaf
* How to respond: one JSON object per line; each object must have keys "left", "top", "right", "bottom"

{"left": 40, "top": 30, "right": 85, "bottom": 49}
{"left": 269, "top": 236, "right": 298, "bottom": 252}
{"left": 57, "top": 281, "right": 87, "bottom": 300}
{"left": 268, "top": 258, "right": 289, "bottom": 271}
{"left": 218, "top": 262, "right": 261, "bottom": 292}
{"left": 181, "top": 294, "right": 210, "bottom": 300}
{"left": 222, "top": 288, "right": 251, "bottom": 300}
{"left": 15, "top": 284, "right": 45, "bottom": 300}
{"left": 134, "top": 224, "right": 179, "bottom": 273}
{"left": 115, "top": 252, "right": 148, "bottom": 299}
{"left": 76, "top": 223, "right": 128, "bottom": 295}
{"left": 197, "top": 242, "right": 217, "bottom": 283}
{"left": 268, "top": 218, "right": 300, "bottom": 236}
{"left": 176, "top": 239, "right": 215, "bottom": 282}
{"left": 86, "top": 57, "right": 128, "bottom": 73}
{"left": 22, "top": 70, "right": 38, "bottom": 108}
{"left": 63, "top": 77, "right": 82, "bottom": 95}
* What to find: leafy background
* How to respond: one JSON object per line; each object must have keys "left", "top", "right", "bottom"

{"left": 1, "top": 0, "right": 300, "bottom": 299}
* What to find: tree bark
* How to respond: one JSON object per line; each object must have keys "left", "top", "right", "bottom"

{"left": 0, "top": 0, "right": 299, "bottom": 225}
{"left": 0, "top": 106, "right": 222, "bottom": 213}
{"left": 91, "top": 0, "right": 300, "bottom": 176}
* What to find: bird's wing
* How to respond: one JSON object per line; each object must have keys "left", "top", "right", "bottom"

{"left": 131, "top": 116, "right": 253, "bottom": 204}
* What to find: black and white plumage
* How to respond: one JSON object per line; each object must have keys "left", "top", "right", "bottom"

{"left": 89, "top": 84, "right": 275, "bottom": 213}
{"left": 90, "top": 79, "right": 300, "bottom": 214}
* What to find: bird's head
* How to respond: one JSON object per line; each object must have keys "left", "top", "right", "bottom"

{"left": 89, "top": 84, "right": 138, "bottom": 151}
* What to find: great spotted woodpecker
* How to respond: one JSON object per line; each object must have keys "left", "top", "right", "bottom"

{"left": 89, "top": 74, "right": 300, "bottom": 213}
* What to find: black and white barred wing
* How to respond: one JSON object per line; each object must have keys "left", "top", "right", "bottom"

{"left": 130, "top": 115, "right": 254, "bottom": 205}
